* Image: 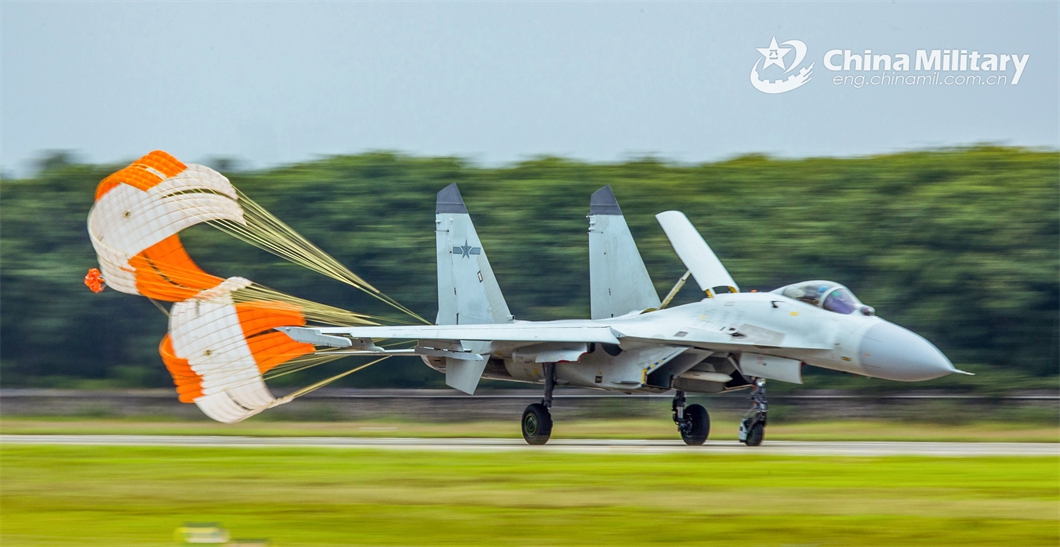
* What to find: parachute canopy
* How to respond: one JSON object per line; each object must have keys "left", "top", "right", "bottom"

{"left": 159, "top": 278, "right": 315, "bottom": 422}
{"left": 87, "top": 151, "right": 417, "bottom": 423}
{"left": 88, "top": 150, "right": 244, "bottom": 301}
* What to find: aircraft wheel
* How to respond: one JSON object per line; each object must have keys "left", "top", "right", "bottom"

{"left": 745, "top": 422, "right": 765, "bottom": 447}
{"left": 680, "top": 404, "right": 710, "bottom": 446}
{"left": 522, "top": 403, "right": 553, "bottom": 445}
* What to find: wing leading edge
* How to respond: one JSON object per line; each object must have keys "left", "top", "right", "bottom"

{"left": 279, "top": 318, "right": 830, "bottom": 353}
{"left": 280, "top": 323, "right": 621, "bottom": 346}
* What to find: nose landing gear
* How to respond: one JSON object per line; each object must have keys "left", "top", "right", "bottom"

{"left": 673, "top": 390, "right": 710, "bottom": 445}
{"left": 522, "top": 363, "right": 555, "bottom": 445}
{"left": 738, "top": 378, "right": 768, "bottom": 446}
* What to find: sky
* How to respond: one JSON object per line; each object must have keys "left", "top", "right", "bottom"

{"left": 3, "top": 1, "right": 1057, "bottom": 175}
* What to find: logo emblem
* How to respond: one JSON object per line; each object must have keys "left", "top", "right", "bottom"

{"left": 453, "top": 240, "right": 482, "bottom": 259}
{"left": 750, "top": 37, "right": 813, "bottom": 94}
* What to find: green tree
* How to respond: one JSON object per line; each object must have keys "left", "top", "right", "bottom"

{"left": 1, "top": 147, "right": 1056, "bottom": 389}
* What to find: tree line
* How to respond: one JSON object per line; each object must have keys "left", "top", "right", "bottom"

{"left": 1, "top": 146, "right": 1056, "bottom": 391}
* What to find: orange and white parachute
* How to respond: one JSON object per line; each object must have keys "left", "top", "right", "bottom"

{"left": 87, "top": 151, "right": 418, "bottom": 422}
{"left": 88, "top": 151, "right": 243, "bottom": 301}
{"left": 159, "top": 279, "right": 316, "bottom": 422}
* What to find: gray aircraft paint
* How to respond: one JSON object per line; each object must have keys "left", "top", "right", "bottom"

{"left": 434, "top": 183, "right": 513, "bottom": 394}
{"left": 656, "top": 210, "right": 738, "bottom": 295}
{"left": 292, "top": 271, "right": 959, "bottom": 386}
{"left": 588, "top": 186, "right": 661, "bottom": 319}
{"left": 739, "top": 353, "right": 803, "bottom": 384}
{"left": 283, "top": 184, "right": 962, "bottom": 396}
{"left": 434, "top": 183, "right": 513, "bottom": 327}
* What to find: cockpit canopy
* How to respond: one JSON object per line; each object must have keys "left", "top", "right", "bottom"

{"left": 774, "top": 280, "right": 873, "bottom": 315}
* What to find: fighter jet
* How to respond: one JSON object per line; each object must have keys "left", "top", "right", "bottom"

{"left": 280, "top": 184, "right": 966, "bottom": 446}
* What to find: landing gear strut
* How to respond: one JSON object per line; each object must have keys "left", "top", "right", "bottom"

{"left": 522, "top": 363, "right": 555, "bottom": 445}
{"left": 738, "top": 378, "right": 767, "bottom": 446}
{"left": 673, "top": 390, "right": 710, "bottom": 445}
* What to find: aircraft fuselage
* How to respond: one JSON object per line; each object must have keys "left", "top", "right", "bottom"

{"left": 422, "top": 291, "right": 955, "bottom": 393}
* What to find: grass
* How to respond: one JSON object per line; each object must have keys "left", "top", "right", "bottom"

{"left": 1, "top": 445, "right": 1057, "bottom": 546}
{"left": 3, "top": 416, "right": 1058, "bottom": 442}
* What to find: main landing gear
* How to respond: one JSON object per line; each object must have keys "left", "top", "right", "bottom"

{"left": 673, "top": 390, "right": 710, "bottom": 445}
{"left": 738, "top": 378, "right": 768, "bottom": 446}
{"left": 522, "top": 363, "right": 555, "bottom": 445}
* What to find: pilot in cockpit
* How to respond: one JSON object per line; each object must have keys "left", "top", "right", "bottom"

{"left": 777, "top": 281, "right": 874, "bottom": 316}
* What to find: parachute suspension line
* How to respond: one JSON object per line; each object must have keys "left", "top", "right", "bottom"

{"left": 87, "top": 232, "right": 391, "bottom": 326}
{"left": 263, "top": 359, "right": 340, "bottom": 382}
{"left": 154, "top": 286, "right": 389, "bottom": 394}
{"left": 222, "top": 356, "right": 390, "bottom": 424}
{"left": 262, "top": 352, "right": 351, "bottom": 381}
{"left": 88, "top": 151, "right": 420, "bottom": 424}
{"left": 162, "top": 345, "right": 352, "bottom": 398}
{"left": 148, "top": 298, "right": 170, "bottom": 316}
{"left": 380, "top": 339, "right": 416, "bottom": 349}
{"left": 205, "top": 188, "right": 429, "bottom": 324}
{"left": 267, "top": 355, "right": 391, "bottom": 409}
{"left": 234, "top": 189, "right": 372, "bottom": 286}
{"left": 231, "top": 284, "right": 390, "bottom": 326}
{"left": 99, "top": 252, "right": 392, "bottom": 326}
{"left": 109, "top": 171, "right": 425, "bottom": 323}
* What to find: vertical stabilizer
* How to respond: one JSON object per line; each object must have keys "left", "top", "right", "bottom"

{"left": 588, "top": 186, "right": 661, "bottom": 319}
{"left": 435, "top": 183, "right": 513, "bottom": 326}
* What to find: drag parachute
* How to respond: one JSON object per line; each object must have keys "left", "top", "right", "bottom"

{"left": 160, "top": 278, "right": 315, "bottom": 422}
{"left": 88, "top": 151, "right": 243, "bottom": 301}
{"left": 87, "top": 151, "right": 420, "bottom": 422}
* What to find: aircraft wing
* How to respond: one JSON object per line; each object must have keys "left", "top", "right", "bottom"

{"left": 279, "top": 322, "right": 621, "bottom": 348}
{"left": 282, "top": 320, "right": 830, "bottom": 353}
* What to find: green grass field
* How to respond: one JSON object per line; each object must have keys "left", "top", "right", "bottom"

{"left": 3, "top": 416, "right": 1057, "bottom": 442}
{"left": 2, "top": 445, "right": 1057, "bottom": 546}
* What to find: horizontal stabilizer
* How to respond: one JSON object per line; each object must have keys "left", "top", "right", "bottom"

{"left": 446, "top": 359, "right": 489, "bottom": 394}
{"left": 656, "top": 211, "right": 739, "bottom": 296}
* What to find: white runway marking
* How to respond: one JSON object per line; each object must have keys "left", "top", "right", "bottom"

{"left": 2, "top": 435, "right": 1057, "bottom": 456}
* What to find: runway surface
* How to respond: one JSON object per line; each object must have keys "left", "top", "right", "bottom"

{"left": 3, "top": 435, "right": 1057, "bottom": 456}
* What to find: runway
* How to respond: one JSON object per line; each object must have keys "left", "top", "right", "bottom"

{"left": 2, "top": 435, "right": 1057, "bottom": 456}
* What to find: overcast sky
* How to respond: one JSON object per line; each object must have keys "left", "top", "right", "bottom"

{"left": 3, "top": 2, "right": 1057, "bottom": 175}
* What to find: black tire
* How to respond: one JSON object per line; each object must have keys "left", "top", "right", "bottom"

{"left": 522, "top": 403, "right": 553, "bottom": 445}
{"left": 745, "top": 422, "right": 765, "bottom": 447}
{"left": 680, "top": 404, "right": 710, "bottom": 446}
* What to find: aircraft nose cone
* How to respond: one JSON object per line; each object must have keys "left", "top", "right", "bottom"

{"left": 859, "top": 322, "right": 955, "bottom": 381}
